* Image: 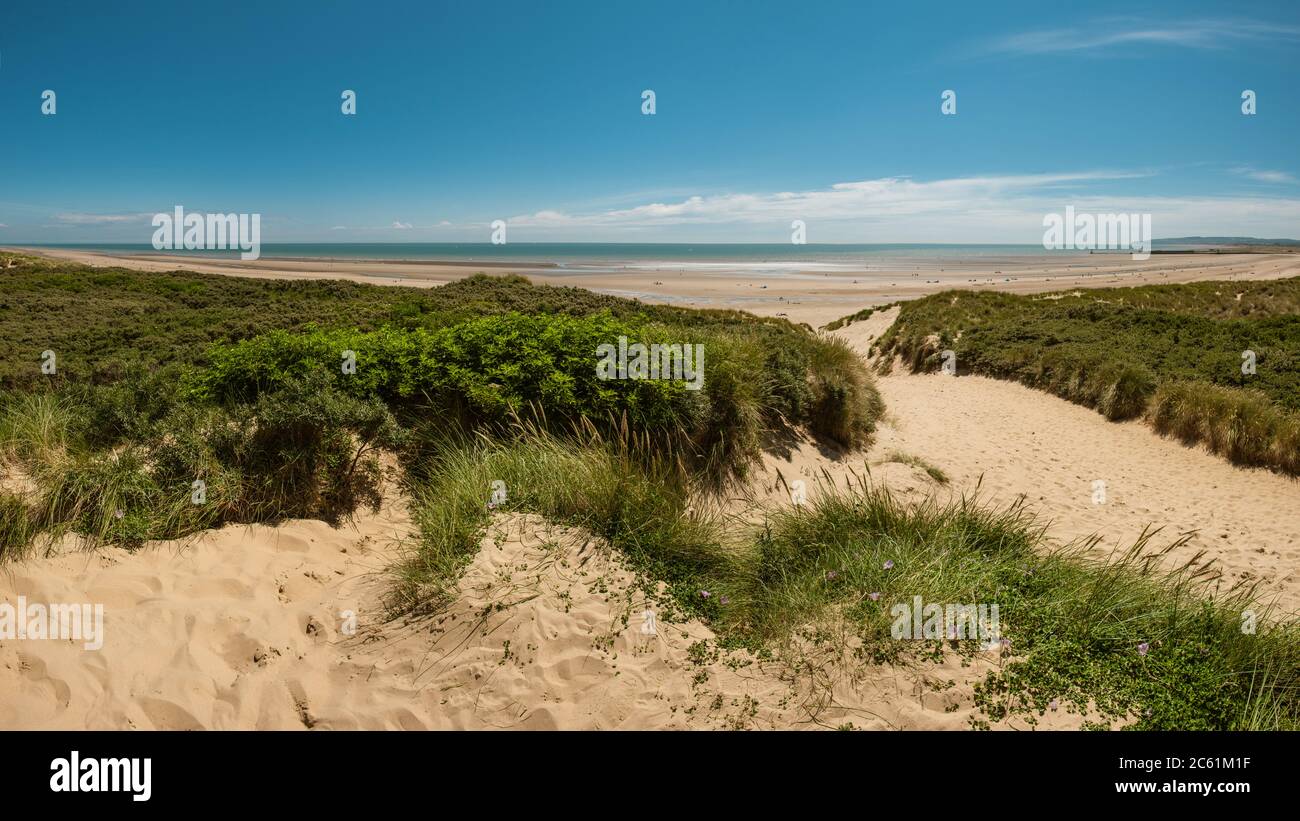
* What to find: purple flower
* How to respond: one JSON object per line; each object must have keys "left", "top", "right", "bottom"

{"left": 719, "top": 595, "right": 730, "bottom": 606}
{"left": 1048, "top": 699, "right": 1059, "bottom": 711}
{"left": 825, "top": 570, "right": 839, "bottom": 581}
{"left": 699, "top": 590, "right": 711, "bottom": 599}
{"left": 868, "top": 592, "right": 881, "bottom": 602}
{"left": 1137, "top": 642, "right": 1150, "bottom": 656}
{"left": 882, "top": 560, "right": 894, "bottom": 570}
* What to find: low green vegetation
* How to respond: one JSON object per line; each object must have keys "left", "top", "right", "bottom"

{"left": 0, "top": 252, "right": 880, "bottom": 556}
{"left": 822, "top": 302, "right": 896, "bottom": 331}
{"left": 403, "top": 427, "right": 1300, "bottom": 730}
{"left": 873, "top": 279, "right": 1300, "bottom": 474}
{"left": 0, "top": 373, "right": 401, "bottom": 555}
{"left": 188, "top": 311, "right": 879, "bottom": 476}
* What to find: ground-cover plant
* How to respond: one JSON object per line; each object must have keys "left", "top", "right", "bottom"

{"left": 401, "top": 428, "right": 1300, "bottom": 730}
{"left": 0, "top": 253, "right": 873, "bottom": 400}
{"left": 149, "top": 374, "right": 403, "bottom": 527}
{"left": 872, "top": 282, "right": 1300, "bottom": 474}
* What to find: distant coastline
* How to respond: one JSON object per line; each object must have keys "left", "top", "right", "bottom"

{"left": 8, "top": 241, "right": 1299, "bottom": 328}
{"left": 18, "top": 239, "right": 1297, "bottom": 268}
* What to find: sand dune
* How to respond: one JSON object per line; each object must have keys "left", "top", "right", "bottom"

{"left": 1, "top": 302, "right": 1295, "bottom": 729}
{"left": 0, "top": 497, "right": 408, "bottom": 729}
{"left": 1, "top": 507, "right": 1074, "bottom": 730}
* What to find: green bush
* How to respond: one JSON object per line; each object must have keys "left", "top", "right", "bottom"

{"left": 188, "top": 311, "right": 881, "bottom": 479}
{"left": 61, "top": 364, "right": 183, "bottom": 448}
{"left": 153, "top": 375, "right": 403, "bottom": 526}
{"left": 189, "top": 312, "right": 695, "bottom": 428}
{"left": 12, "top": 374, "right": 401, "bottom": 548}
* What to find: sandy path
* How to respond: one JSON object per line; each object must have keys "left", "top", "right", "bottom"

{"left": 811, "top": 310, "right": 1299, "bottom": 615}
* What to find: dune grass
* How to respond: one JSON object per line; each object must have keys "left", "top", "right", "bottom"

{"left": 872, "top": 281, "right": 1300, "bottom": 474}
{"left": 822, "top": 302, "right": 897, "bottom": 331}
{"left": 1148, "top": 381, "right": 1300, "bottom": 475}
{"left": 2, "top": 252, "right": 881, "bottom": 481}
{"left": 0, "top": 491, "right": 37, "bottom": 558}
{"left": 392, "top": 419, "right": 729, "bottom": 618}
{"left": 0, "top": 393, "right": 76, "bottom": 463}
{"left": 0, "top": 374, "right": 401, "bottom": 557}
{"left": 400, "top": 427, "right": 1299, "bottom": 730}
{"left": 881, "top": 450, "right": 949, "bottom": 484}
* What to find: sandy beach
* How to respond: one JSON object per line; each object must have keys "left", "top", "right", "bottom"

{"left": 14, "top": 245, "right": 1300, "bottom": 326}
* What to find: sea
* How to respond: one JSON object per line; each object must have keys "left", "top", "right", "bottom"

{"left": 30, "top": 242, "right": 1134, "bottom": 276}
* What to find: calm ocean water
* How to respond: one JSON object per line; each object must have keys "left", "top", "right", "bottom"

{"left": 36, "top": 242, "right": 1114, "bottom": 275}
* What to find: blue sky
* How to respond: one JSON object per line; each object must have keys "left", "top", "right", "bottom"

{"left": 1, "top": 0, "right": 1298, "bottom": 243}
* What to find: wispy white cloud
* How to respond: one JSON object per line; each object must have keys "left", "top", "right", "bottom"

{"left": 53, "top": 211, "right": 152, "bottom": 225}
{"left": 1233, "top": 167, "right": 1297, "bottom": 184}
{"left": 512, "top": 172, "right": 1147, "bottom": 226}
{"left": 391, "top": 220, "right": 413, "bottom": 230}
{"left": 503, "top": 171, "right": 1300, "bottom": 241}
{"left": 987, "top": 18, "right": 1300, "bottom": 55}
